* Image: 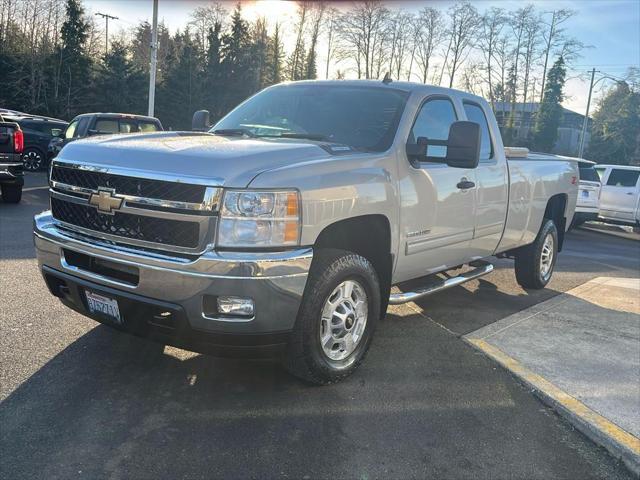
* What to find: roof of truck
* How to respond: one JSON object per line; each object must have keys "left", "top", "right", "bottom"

{"left": 281, "top": 79, "right": 488, "bottom": 103}
{"left": 73, "top": 112, "right": 161, "bottom": 122}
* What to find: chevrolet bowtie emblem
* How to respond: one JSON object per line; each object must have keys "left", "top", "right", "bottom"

{"left": 88, "top": 188, "right": 124, "bottom": 214}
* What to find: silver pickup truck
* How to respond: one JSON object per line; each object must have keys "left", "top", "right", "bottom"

{"left": 34, "top": 80, "right": 578, "bottom": 384}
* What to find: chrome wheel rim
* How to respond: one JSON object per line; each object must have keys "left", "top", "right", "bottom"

{"left": 23, "top": 150, "right": 42, "bottom": 171}
{"left": 319, "top": 279, "right": 368, "bottom": 361}
{"left": 540, "top": 233, "right": 555, "bottom": 279}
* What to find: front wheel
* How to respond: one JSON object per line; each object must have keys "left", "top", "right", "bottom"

{"left": 284, "top": 249, "right": 380, "bottom": 385}
{"left": 514, "top": 219, "right": 558, "bottom": 289}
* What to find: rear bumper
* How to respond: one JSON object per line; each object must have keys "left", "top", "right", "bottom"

{"left": 0, "top": 160, "right": 24, "bottom": 185}
{"left": 34, "top": 212, "right": 312, "bottom": 355}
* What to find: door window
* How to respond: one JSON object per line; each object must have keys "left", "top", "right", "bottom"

{"left": 463, "top": 102, "right": 493, "bottom": 161}
{"left": 64, "top": 120, "right": 79, "bottom": 139}
{"left": 606, "top": 169, "right": 640, "bottom": 187}
{"left": 410, "top": 98, "right": 457, "bottom": 159}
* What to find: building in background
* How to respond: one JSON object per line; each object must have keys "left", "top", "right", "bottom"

{"left": 493, "top": 102, "right": 592, "bottom": 156}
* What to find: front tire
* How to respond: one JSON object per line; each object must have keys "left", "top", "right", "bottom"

{"left": 1, "top": 184, "right": 22, "bottom": 203}
{"left": 284, "top": 249, "right": 380, "bottom": 385}
{"left": 514, "top": 219, "right": 558, "bottom": 289}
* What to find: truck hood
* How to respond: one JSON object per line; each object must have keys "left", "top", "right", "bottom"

{"left": 55, "top": 132, "right": 335, "bottom": 187}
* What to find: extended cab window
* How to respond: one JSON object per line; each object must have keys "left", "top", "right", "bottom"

{"left": 410, "top": 98, "right": 457, "bottom": 159}
{"left": 94, "top": 119, "right": 119, "bottom": 134}
{"left": 463, "top": 102, "right": 493, "bottom": 161}
{"left": 606, "top": 169, "right": 640, "bottom": 187}
{"left": 138, "top": 122, "right": 160, "bottom": 132}
{"left": 119, "top": 120, "right": 138, "bottom": 133}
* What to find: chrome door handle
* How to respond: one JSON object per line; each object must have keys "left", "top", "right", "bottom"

{"left": 457, "top": 180, "right": 475, "bottom": 190}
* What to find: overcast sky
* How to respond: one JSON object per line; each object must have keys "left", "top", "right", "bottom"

{"left": 84, "top": 0, "right": 640, "bottom": 115}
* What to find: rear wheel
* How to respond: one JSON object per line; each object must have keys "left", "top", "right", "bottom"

{"left": 1, "top": 184, "right": 22, "bottom": 203}
{"left": 22, "top": 147, "right": 44, "bottom": 171}
{"left": 284, "top": 249, "right": 380, "bottom": 385}
{"left": 514, "top": 219, "right": 558, "bottom": 289}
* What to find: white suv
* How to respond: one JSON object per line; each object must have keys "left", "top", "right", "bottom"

{"left": 594, "top": 164, "right": 640, "bottom": 228}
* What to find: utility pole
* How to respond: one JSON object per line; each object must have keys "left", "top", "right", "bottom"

{"left": 148, "top": 0, "right": 159, "bottom": 117}
{"left": 95, "top": 12, "right": 119, "bottom": 56}
{"left": 578, "top": 68, "right": 596, "bottom": 159}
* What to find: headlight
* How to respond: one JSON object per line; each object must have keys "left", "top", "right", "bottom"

{"left": 217, "top": 190, "right": 301, "bottom": 248}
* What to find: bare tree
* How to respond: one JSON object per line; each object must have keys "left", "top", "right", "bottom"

{"left": 479, "top": 7, "right": 506, "bottom": 107}
{"left": 336, "top": 1, "right": 390, "bottom": 79}
{"left": 288, "top": 1, "right": 309, "bottom": 80}
{"left": 538, "top": 9, "right": 576, "bottom": 102}
{"left": 519, "top": 13, "right": 542, "bottom": 128}
{"left": 413, "top": 7, "right": 444, "bottom": 84}
{"left": 445, "top": 2, "right": 480, "bottom": 88}
{"left": 323, "top": 7, "right": 339, "bottom": 79}
{"left": 386, "top": 11, "right": 413, "bottom": 80}
{"left": 189, "top": 3, "right": 227, "bottom": 53}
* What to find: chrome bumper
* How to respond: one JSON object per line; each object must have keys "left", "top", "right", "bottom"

{"left": 34, "top": 211, "right": 312, "bottom": 335}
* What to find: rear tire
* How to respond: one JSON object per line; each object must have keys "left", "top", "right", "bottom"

{"left": 284, "top": 248, "right": 380, "bottom": 385}
{"left": 514, "top": 219, "right": 558, "bottom": 289}
{"left": 1, "top": 184, "right": 22, "bottom": 203}
{"left": 22, "top": 147, "right": 44, "bottom": 171}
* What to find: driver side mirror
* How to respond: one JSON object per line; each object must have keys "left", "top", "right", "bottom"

{"left": 405, "top": 121, "right": 480, "bottom": 169}
{"left": 192, "top": 110, "right": 211, "bottom": 132}
{"left": 445, "top": 121, "right": 480, "bottom": 169}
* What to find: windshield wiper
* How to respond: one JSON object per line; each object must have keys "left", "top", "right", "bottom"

{"left": 280, "top": 133, "right": 328, "bottom": 141}
{"left": 211, "top": 128, "right": 255, "bottom": 138}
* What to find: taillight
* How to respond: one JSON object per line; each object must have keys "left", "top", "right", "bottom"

{"left": 13, "top": 129, "right": 24, "bottom": 153}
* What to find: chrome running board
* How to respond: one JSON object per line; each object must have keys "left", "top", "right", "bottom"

{"left": 388, "top": 260, "right": 494, "bottom": 305}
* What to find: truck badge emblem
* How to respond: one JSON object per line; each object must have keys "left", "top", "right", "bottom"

{"left": 88, "top": 188, "right": 123, "bottom": 214}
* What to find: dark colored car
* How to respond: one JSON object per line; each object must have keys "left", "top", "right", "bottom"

{"left": 3, "top": 115, "right": 68, "bottom": 171}
{"left": 48, "top": 113, "right": 164, "bottom": 160}
{"left": 0, "top": 114, "right": 25, "bottom": 203}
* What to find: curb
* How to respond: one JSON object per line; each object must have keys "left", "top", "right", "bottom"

{"left": 464, "top": 338, "right": 640, "bottom": 476}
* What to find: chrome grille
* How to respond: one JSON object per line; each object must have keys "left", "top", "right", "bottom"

{"left": 51, "top": 164, "right": 206, "bottom": 203}
{"left": 49, "top": 162, "right": 220, "bottom": 254}
{"left": 51, "top": 198, "right": 200, "bottom": 248}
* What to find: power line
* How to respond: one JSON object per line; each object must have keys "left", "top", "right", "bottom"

{"left": 95, "top": 12, "right": 119, "bottom": 56}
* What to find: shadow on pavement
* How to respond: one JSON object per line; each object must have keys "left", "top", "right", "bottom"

{"left": 0, "top": 307, "right": 634, "bottom": 479}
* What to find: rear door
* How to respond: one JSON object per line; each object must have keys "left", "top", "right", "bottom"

{"left": 599, "top": 168, "right": 640, "bottom": 222}
{"left": 463, "top": 101, "right": 508, "bottom": 258}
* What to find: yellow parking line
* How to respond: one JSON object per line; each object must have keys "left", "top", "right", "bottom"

{"left": 468, "top": 338, "right": 640, "bottom": 459}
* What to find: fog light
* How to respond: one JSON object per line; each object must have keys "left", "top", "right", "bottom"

{"left": 217, "top": 296, "right": 255, "bottom": 317}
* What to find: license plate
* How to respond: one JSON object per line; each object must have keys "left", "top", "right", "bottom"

{"left": 85, "top": 291, "right": 122, "bottom": 324}
{"left": 582, "top": 190, "right": 589, "bottom": 198}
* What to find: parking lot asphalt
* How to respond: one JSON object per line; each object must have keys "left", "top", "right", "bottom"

{"left": 1, "top": 174, "right": 638, "bottom": 479}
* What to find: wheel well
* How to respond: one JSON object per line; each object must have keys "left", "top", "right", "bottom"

{"left": 314, "top": 215, "right": 393, "bottom": 312}
{"left": 544, "top": 194, "right": 568, "bottom": 251}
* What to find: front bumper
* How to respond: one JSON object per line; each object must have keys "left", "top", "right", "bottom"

{"left": 34, "top": 212, "right": 312, "bottom": 354}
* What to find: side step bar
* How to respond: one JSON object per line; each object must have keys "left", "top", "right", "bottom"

{"left": 388, "top": 260, "right": 494, "bottom": 305}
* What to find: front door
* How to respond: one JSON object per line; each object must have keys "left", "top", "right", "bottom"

{"left": 396, "top": 96, "right": 477, "bottom": 282}
{"left": 599, "top": 168, "right": 640, "bottom": 222}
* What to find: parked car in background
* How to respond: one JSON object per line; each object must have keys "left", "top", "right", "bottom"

{"left": 594, "top": 164, "right": 640, "bottom": 227}
{"left": 0, "top": 114, "right": 24, "bottom": 203}
{"left": 2, "top": 114, "right": 68, "bottom": 171}
{"left": 50, "top": 113, "right": 163, "bottom": 156}
{"left": 571, "top": 159, "right": 602, "bottom": 228}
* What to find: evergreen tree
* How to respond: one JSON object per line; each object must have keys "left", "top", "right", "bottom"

{"left": 251, "top": 18, "right": 270, "bottom": 91}
{"left": 219, "top": 4, "right": 253, "bottom": 114}
{"left": 91, "top": 42, "right": 146, "bottom": 115}
{"left": 156, "top": 30, "right": 205, "bottom": 130}
{"left": 533, "top": 56, "right": 566, "bottom": 152}
{"left": 204, "top": 23, "right": 223, "bottom": 118}
{"left": 50, "top": 0, "right": 91, "bottom": 118}
{"left": 587, "top": 81, "right": 640, "bottom": 165}
{"left": 267, "top": 22, "right": 285, "bottom": 85}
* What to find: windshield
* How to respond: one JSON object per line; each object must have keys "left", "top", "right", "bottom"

{"left": 212, "top": 84, "right": 410, "bottom": 152}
